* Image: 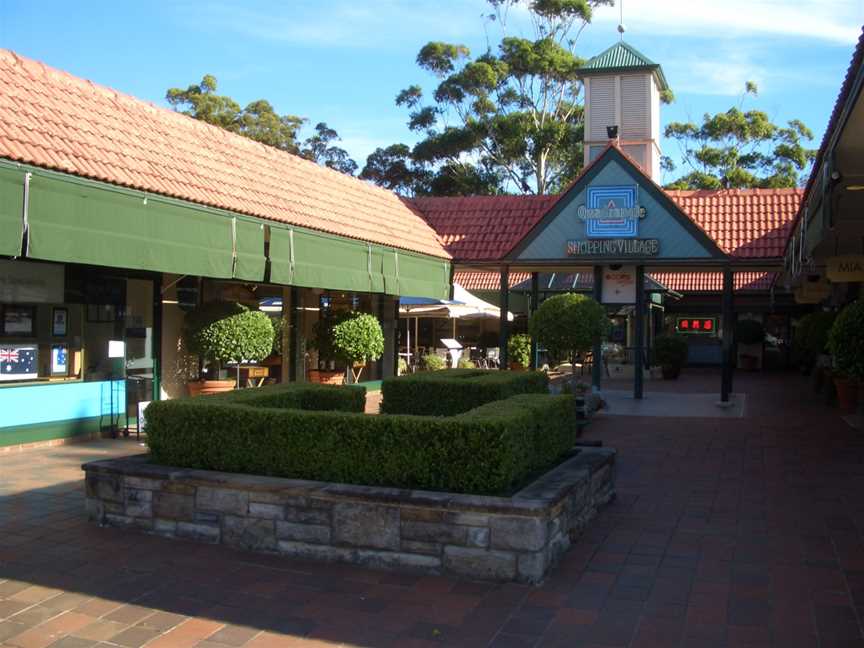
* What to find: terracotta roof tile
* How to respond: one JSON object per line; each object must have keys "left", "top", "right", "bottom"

{"left": 0, "top": 49, "right": 448, "bottom": 260}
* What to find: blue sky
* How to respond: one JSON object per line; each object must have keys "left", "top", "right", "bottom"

{"left": 1, "top": 0, "right": 861, "bottom": 185}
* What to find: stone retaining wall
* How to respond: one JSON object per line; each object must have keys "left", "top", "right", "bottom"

{"left": 83, "top": 448, "right": 615, "bottom": 583}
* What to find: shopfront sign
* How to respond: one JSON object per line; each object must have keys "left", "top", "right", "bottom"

{"left": 827, "top": 255, "right": 864, "bottom": 282}
{"left": 567, "top": 238, "right": 659, "bottom": 257}
{"left": 0, "top": 260, "right": 64, "bottom": 303}
{"left": 602, "top": 267, "right": 637, "bottom": 304}
{"left": 577, "top": 185, "right": 646, "bottom": 238}
{"left": 676, "top": 317, "right": 716, "bottom": 334}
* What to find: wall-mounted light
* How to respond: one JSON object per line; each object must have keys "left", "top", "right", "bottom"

{"left": 606, "top": 125, "right": 619, "bottom": 139}
{"left": 846, "top": 185, "right": 864, "bottom": 191}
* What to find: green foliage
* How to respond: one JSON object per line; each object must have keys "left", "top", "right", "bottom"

{"left": 421, "top": 353, "right": 447, "bottom": 371}
{"left": 310, "top": 310, "right": 350, "bottom": 363}
{"left": 664, "top": 82, "right": 815, "bottom": 190}
{"left": 829, "top": 300, "right": 864, "bottom": 379}
{"left": 167, "top": 76, "right": 357, "bottom": 175}
{"left": 194, "top": 381, "right": 367, "bottom": 413}
{"left": 398, "top": 357, "right": 410, "bottom": 375}
{"left": 381, "top": 368, "right": 548, "bottom": 416}
{"left": 508, "top": 333, "right": 532, "bottom": 368}
{"left": 529, "top": 293, "right": 608, "bottom": 366}
{"left": 146, "top": 389, "right": 577, "bottom": 495}
{"left": 795, "top": 311, "right": 836, "bottom": 363}
{"left": 735, "top": 319, "right": 765, "bottom": 345}
{"left": 457, "top": 357, "right": 476, "bottom": 369}
{"left": 362, "top": 0, "right": 615, "bottom": 196}
{"left": 331, "top": 313, "right": 385, "bottom": 365}
{"left": 183, "top": 301, "right": 275, "bottom": 367}
{"left": 270, "top": 316, "right": 286, "bottom": 356}
{"left": 652, "top": 335, "right": 689, "bottom": 368}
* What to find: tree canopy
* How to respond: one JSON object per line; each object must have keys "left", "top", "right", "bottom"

{"left": 166, "top": 76, "right": 358, "bottom": 175}
{"left": 360, "top": 0, "right": 613, "bottom": 196}
{"left": 663, "top": 83, "right": 815, "bottom": 190}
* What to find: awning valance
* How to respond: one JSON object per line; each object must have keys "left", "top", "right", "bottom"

{"left": 0, "top": 166, "right": 24, "bottom": 257}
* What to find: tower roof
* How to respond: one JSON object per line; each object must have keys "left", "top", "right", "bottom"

{"left": 578, "top": 41, "right": 669, "bottom": 92}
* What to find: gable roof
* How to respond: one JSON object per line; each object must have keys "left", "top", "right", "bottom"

{"left": 578, "top": 41, "right": 670, "bottom": 92}
{"left": 0, "top": 49, "right": 449, "bottom": 260}
{"left": 415, "top": 147, "right": 802, "bottom": 263}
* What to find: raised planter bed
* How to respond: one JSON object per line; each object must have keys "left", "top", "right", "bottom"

{"left": 83, "top": 448, "right": 615, "bottom": 583}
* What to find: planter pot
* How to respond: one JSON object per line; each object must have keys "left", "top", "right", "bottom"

{"left": 834, "top": 376, "right": 858, "bottom": 413}
{"left": 509, "top": 362, "right": 527, "bottom": 371}
{"left": 187, "top": 379, "right": 235, "bottom": 397}
{"left": 308, "top": 370, "right": 344, "bottom": 385}
{"left": 661, "top": 365, "right": 681, "bottom": 380}
{"left": 739, "top": 354, "right": 758, "bottom": 371}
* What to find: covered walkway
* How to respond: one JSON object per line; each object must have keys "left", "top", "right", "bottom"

{"left": 0, "top": 372, "right": 861, "bottom": 647}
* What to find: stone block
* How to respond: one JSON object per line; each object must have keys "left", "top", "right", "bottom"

{"left": 153, "top": 492, "right": 195, "bottom": 521}
{"left": 195, "top": 511, "right": 221, "bottom": 525}
{"left": 86, "top": 475, "right": 122, "bottom": 503}
{"left": 356, "top": 549, "right": 441, "bottom": 572}
{"left": 333, "top": 503, "right": 398, "bottom": 550}
{"left": 249, "top": 502, "right": 284, "bottom": 520}
{"left": 490, "top": 516, "right": 547, "bottom": 551}
{"left": 401, "top": 508, "right": 445, "bottom": 523}
{"left": 176, "top": 521, "right": 220, "bottom": 543}
{"left": 125, "top": 489, "right": 152, "bottom": 518}
{"left": 466, "top": 526, "right": 490, "bottom": 548}
{"left": 401, "top": 539, "right": 441, "bottom": 556}
{"left": 401, "top": 520, "right": 467, "bottom": 545}
{"left": 443, "top": 546, "right": 516, "bottom": 581}
{"left": 196, "top": 487, "right": 248, "bottom": 515}
{"left": 85, "top": 498, "right": 104, "bottom": 522}
{"left": 162, "top": 481, "right": 196, "bottom": 495}
{"left": 276, "top": 521, "right": 331, "bottom": 544}
{"left": 277, "top": 540, "right": 355, "bottom": 563}
{"left": 517, "top": 551, "right": 548, "bottom": 583}
{"left": 445, "top": 511, "right": 490, "bottom": 527}
{"left": 223, "top": 516, "right": 276, "bottom": 551}
{"left": 105, "top": 514, "right": 153, "bottom": 532}
{"left": 153, "top": 518, "right": 177, "bottom": 536}
{"left": 284, "top": 506, "right": 330, "bottom": 525}
{"left": 124, "top": 476, "right": 164, "bottom": 490}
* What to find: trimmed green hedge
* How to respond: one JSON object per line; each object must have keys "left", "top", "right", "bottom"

{"left": 380, "top": 369, "right": 549, "bottom": 416}
{"left": 144, "top": 390, "right": 575, "bottom": 495}
{"left": 189, "top": 382, "right": 366, "bottom": 413}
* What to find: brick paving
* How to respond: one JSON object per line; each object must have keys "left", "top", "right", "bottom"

{"left": 0, "top": 370, "right": 862, "bottom": 647}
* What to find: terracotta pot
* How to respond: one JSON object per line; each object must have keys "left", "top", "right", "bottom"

{"left": 509, "top": 362, "right": 527, "bottom": 371}
{"left": 308, "top": 370, "right": 344, "bottom": 385}
{"left": 661, "top": 365, "right": 681, "bottom": 380}
{"left": 187, "top": 379, "right": 236, "bottom": 397}
{"left": 834, "top": 375, "right": 858, "bottom": 413}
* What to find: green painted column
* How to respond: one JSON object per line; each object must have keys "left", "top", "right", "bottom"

{"left": 499, "top": 267, "right": 510, "bottom": 369}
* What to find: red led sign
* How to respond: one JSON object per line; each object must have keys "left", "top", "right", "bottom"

{"left": 676, "top": 317, "right": 716, "bottom": 334}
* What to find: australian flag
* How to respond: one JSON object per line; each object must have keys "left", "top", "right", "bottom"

{"left": 0, "top": 346, "right": 37, "bottom": 381}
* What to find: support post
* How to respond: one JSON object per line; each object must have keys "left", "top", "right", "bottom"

{"left": 379, "top": 295, "right": 396, "bottom": 379}
{"left": 289, "top": 287, "right": 304, "bottom": 382}
{"left": 721, "top": 267, "right": 734, "bottom": 402}
{"left": 634, "top": 265, "right": 645, "bottom": 400}
{"left": 530, "top": 272, "right": 539, "bottom": 369}
{"left": 592, "top": 266, "right": 603, "bottom": 391}
{"left": 499, "top": 266, "right": 510, "bottom": 369}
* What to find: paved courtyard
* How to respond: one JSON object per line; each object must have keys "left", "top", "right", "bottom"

{"left": 0, "top": 370, "right": 863, "bottom": 647}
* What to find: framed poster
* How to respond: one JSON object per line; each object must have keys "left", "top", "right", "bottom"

{"left": 51, "top": 344, "right": 68, "bottom": 376}
{"left": 2, "top": 306, "right": 35, "bottom": 337}
{"left": 52, "top": 307, "right": 68, "bottom": 337}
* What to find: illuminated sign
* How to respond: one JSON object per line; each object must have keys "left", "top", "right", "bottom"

{"left": 577, "top": 185, "right": 646, "bottom": 238}
{"left": 567, "top": 239, "right": 659, "bottom": 257}
{"left": 676, "top": 317, "right": 716, "bottom": 334}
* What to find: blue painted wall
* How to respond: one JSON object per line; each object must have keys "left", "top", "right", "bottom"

{"left": 516, "top": 157, "right": 716, "bottom": 261}
{"left": 0, "top": 380, "right": 125, "bottom": 428}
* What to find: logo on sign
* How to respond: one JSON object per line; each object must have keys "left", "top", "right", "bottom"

{"left": 577, "top": 185, "right": 646, "bottom": 238}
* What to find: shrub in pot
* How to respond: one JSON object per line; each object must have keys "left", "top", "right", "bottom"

{"left": 421, "top": 353, "right": 446, "bottom": 371}
{"left": 735, "top": 319, "right": 765, "bottom": 371}
{"left": 828, "top": 300, "right": 864, "bottom": 412}
{"left": 183, "top": 301, "right": 275, "bottom": 396}
{"left": 331, "top": 312, "right": 385, "bottom": 383}
{"left": 507, "top": 333, "right": 532, "bottom": 370}
{"left": 796, "top": 311, "right": 836, "bottom": 373}
{"left": 652, "top": 335, "right": 689, "bottom": 380}
{"left": 457, "top": 357, "right": 476, "bottom": 369}
{"left": 530, "top": 293, "right": 609, "bottom": 415}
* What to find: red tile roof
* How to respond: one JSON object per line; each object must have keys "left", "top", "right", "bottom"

{"left": 414, "top": 195, "right": 557, "bottom": 261}
{"left": 455, "top": 270, "right": 776, "bottom": 293}
{"left": 0, "top": 50, "right": 449, "bottom": 259}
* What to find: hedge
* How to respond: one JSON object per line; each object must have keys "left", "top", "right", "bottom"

{"left": 188, "top": 382, "right": 366, "bottom": 413}
{"left": 380, "top": 368, "right": 549, "bottom": 416}
{"left": 144, "top": 391, "right": 575, "bottom": 495}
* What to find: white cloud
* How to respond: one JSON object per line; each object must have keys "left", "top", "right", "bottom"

{"left": 592, "top": 0, "right": 862, "bottom": 44}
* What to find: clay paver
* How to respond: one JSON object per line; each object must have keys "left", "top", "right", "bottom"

{"left": 0, "top": 370, "right": 862, "bottom": 647}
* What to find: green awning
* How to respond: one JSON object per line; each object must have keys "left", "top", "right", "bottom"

{"left": 234, "top": 218, "right": 266, "bottom": 282}
{"left": 26, "top": 173, "right": 235, "bottom": 278}
{"left": 0, "top": 166, "right": 23, "bottom": 257}
{"left": 384, "top": 250, "right": 451, "bottom": 301}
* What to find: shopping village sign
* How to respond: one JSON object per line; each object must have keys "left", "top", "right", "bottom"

{"left": 567, "top": 184, "right": 660, "bottom": 258}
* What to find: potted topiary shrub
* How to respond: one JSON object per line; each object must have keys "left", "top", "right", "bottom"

{"left": 309, "top": 311, "right": 347, "bottom": 384}
{"left": 457, "top": 357, "right": 476, "bottom": 369}
{"left": 421, "top": 353, "right": 446, "bottom": 371}
{"left": 652, "top": 335, "right": 689, "bottom": 380}
{"left": 530, "top": 293, "right": 609, "bottom": 416}
{"left": 183, "top": 301, "right": 275, "bottom": 396}
{"left": 331, "top": 312, "right": 385, "bottom": 383}
{"left": 828, "top": 299, "right": 864, "bottom": 413}
{"left": 735, "top": 319, "right": 765, "bottom": 371}
{"left": 507, "top": 333, "right": 532, "bottom": 370}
